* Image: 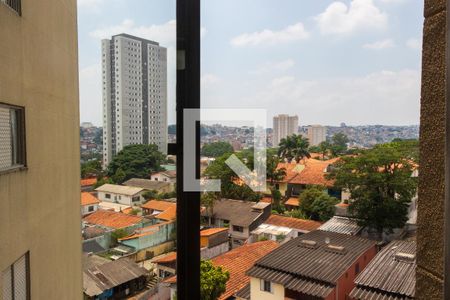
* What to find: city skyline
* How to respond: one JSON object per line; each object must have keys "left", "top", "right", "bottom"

{"left": 78, "top": 0, "right": 423, "bottom": 127}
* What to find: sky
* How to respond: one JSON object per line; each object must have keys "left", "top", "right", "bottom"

{"left": 78, "top": 0, "right": 423, "bottom": 127}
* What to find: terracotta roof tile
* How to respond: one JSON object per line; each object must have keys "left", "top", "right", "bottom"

{"left": 81, "top": 178, "right": 97, "bottom": 187}
{"left": 152, "top": 252, "right": 177, "bottom": 264}
{"left": 200, "top": 228, "right": 228, "bottom": 237}
{"left": 212, "top": 241, "right": 278, "bottom": 300}
{"left": 285, "top": 197, "right": 300, "bottom": 207}
{"left": 118, "top": 221, "right": 173, "bottom": 241}
{"left": 264, "top": 214, "right": 322, "bottom": 232}
{"left": 81, "top": 192, "right": 100, "bottom": 206}
{"left": 155, "top": 205, "right": 176, "bottom": 221}
{"left": 277, "top": 158, "right": 340, "bottom": 187}
{"left": 83, "top": 210, "right": 143, "bottom": 229}
{"left": 141, "top": 200, "right": 176, "bottom": 211}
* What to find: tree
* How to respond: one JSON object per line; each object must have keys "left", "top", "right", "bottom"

{"left": 200, "top": 260, "right": 230, "bottom": 300}
{"left": 203, "top": 153, "right": 261, "bottom": 201}
{"left": 298, "top": 186, "right": 338, "bottom": 221}
{"left": 201, "top": 192, "right": 219, "bottom": 226}
{"left": 111, "top": 228, "right": 128, "bottom": 246}
{"left": 327, "top": 142, "right": 418, "bottom": 238}
{"left": 318, "top": 141, "right": 331, "bottom": 160}
{"left": 330, "top": 133, "right": 349, "bottom": 157}
{"left": 81, "top": 160, "right": 102, "bottom": 178}
{"left": 201, "top": 142, "right": 234, "bottom": 158}
{"left": 284, "top": 209, "right": 308, "bottom": 219}
{"left": 278, "top": 134, "right": 311, "bottom": 163}
{"left": 107, "top": 144, "right": 165, "bottom": 183}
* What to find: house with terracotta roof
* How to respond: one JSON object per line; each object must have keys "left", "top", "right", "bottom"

{"left": 152, "top": 251, "right": 177, "bottom": 279}
{"left": 83, "top": 210, "right": 145, "bottom": 230}
{"left": 81, "top": 192, "right": 100, "bottom": 216}
{"left": 250, "top": 214, "right": 322, "bottom": 243}
{"left": 118, "top": 221, "right": 176, "bottom": 262}
{"left": 200, "top": 227, "right": 229, "bottom": 259}
{"left": 81, "top": 177, "right": 97, "bottom": 192}
{"left": 160, "top": 240, "right": 279, "bottom": 300}
{"left": 246, "top": 230, "right": 377, "bottom": 300}
{"left": 95, "top": 184, "right": 146, "bottom": 206}
{"left": 271, "top": 158, "right": 344, "bottom": 200}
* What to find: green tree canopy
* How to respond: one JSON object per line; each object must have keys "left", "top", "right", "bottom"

{"left": 81, "top": 160, "right": 102, "bottom": 178}
{"left": 330, "top": 133, "right": 349, "bottom": 157}
{"left": 278, "top": 134, "right": 311, "bottom": 163}
{"left": 298, "top": 186, "right": 338, "bottom": 221}
{"left": 327, "top": 142, "right": 418, "bottom": 237}
{"left": 203, "top": 153, "right": 261, "bottom": 201}
{"left": 200, "top": 260, "right": 230, "bottom": 300}
{"left": 107, "top": 144, "right": 165, "bottom": 184}
{"left": 201, "top": 142, "right": 234, "bottom": 158}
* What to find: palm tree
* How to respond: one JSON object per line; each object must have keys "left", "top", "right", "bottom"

{"left": 267, "top": 156, "right": 286, "bottom": 185}
{"left": 319, "top": 141, "right": 331, "bottom": 160}
{"left": 278, "top": 134, "right": 311, "bottom": 163}
{"left": 201, "top": 192, "right": 218, "bottom": 226}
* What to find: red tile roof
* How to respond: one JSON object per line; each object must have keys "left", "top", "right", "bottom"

{"left": 155, "top": 205, "right": 176, "bottom": 221}
{"left": 141, "top": 200, "right": 176, "bottom": 212}
{"left": 81, "top": 192, "right": 100, "bottom": 206}
{"left": 284, "top": 197, "right": 300, "bottom": 207}
{"left": 81, "top": 178, "right": 97, "bottom": 187}
{"left": 83, "top": 210, "right": 143, "bottom": 229}
{"left": 200, "top": 227, "right": 228, "bottom": 237}
{"left": 277, "top": 157, "right": 340, "bottom": 187}
{"left": 260, "top": 196, "right": 272, "bottom": 204}
{"left": 152, "top": 252, "right": 177, "bottom": 264}
{"left": 264, "top": 214, "right": 322, "bottom": 232}
{"left": 118, "top": 221, "right": 173, "bottom": 241}
{"left": 161, "top": 241, "right": 278, "bottom": 298}
{"left": 212, "top": 241, "right": 278, "bottom": 300}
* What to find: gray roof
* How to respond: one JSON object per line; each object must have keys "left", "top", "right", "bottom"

{"left": 82, "top": 240, "right": 106, "bottom": 254}
{"left": 202, "top": 199, "right": 270, "bottom": 227}
{"left": 235, "top": 283, "right": 250, "bottom": 299}
{"left": 350, "top": 240, "right": 416, "bottom": 300}
{"left": 247, "top": 230, "right": 375, "bottom": 298}
{"left": 319, "top": 216, "right": 363, "bottom": 235}
{"left": 84, "top": 259, "right": 148, "bottom": 297}
{"left": 95, "top": 184, "right": 144, "bottom": 196}
{"left": 123, "top": 178, "right": 171, "bottom": 191}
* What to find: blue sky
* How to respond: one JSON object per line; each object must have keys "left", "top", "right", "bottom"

{"left": 78, "top": 0, "right": 423, "bottom": 126}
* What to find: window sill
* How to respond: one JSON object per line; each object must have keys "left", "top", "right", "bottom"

{"left": 0, "top": 165, "right": 28, "bottom": 176}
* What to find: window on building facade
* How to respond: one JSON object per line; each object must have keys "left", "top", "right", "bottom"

{"left": 1, "top": 0, "right": 21, "bottom": 15}
{"left": 232, "top": 225, "right": 244, "bottom": 233}
{"left": 0, "top": 104, "right": 26, "bottom": 173}
{"left": 2, "top": 253, "right": 30, "bottom": 300}
{"left": 260, "top": 279, "right": 272, "bottom": 293}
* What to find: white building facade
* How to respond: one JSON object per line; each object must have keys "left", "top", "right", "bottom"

{"left": 102, "top": 33, "right": 168, "bottom": 166}
{"left": 272, "top": 114, "right": 298, "bottom": 147}
{"left": 307, "top": 125, "right": 327, "bottom": 146}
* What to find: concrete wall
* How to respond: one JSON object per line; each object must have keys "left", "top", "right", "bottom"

{"left": 200, "top": 242, "right": 229, "bottom": 260}
{"left": 97, "top": 190, "right": 145, "bottom": 205}
{"left": 81, "top": 204, "right": 99, "bottom": 216}
{"left": 416, "top": 1, "right": 445, "bottom": 298}
{"left": 0, "top": 0, "right": 82, "bottom": 299}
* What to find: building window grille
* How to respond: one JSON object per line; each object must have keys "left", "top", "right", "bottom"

{"left": 2, "top": 252, "right": 30, "bottom": 300}
{"left": 0, "top": 104, "right": 26, "bottom": 173}
{"left": 1, "top": 0, "right": 21, "bottom": 15}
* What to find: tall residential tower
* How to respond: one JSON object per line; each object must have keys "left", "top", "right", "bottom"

{"left": 102, "top": 34, "right": 168, "bottom": 166}
{"left": 273, "top": 114, "right": 299, "bottom": 146}
{"left": 307, "top": 125, "right": 327, "bottom": 146}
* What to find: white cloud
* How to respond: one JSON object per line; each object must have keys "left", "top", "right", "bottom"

{"left": 79, "top": 64, "right": 102, "bottom": 125}
{"left": 378, "top": 0, "right": 408, "bottom": 3}
{"left": 250, "top": 59, "right": 296, "bottom": 75}
{"left": 406, "top": 38, "right": 421, "bottom": 50}
{"left": 234, "top": 69, "right": 420, "bottom": 125}
{"left": 363, "top": 38, "right": 395, "bottom": 49}
{"left": 316, "top": 0, "right": 388, "bottom": 35}
{"left": 230, "top": 23, "right": 309, "bottom": 47}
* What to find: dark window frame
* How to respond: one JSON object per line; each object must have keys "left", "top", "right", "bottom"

{"left": 2, "top": 252, "right": 30, "bottom": 300}
{"left": 1, "top": 0, "right": 21, "bottom": 16}
{"left": 0, "top": 102, "right": 27, "bottom": 175}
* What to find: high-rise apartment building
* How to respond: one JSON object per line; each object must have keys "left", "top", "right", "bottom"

{"left": 102, "top": 34, "right": 168, "bottom": 166}
{"left": 272, "top": 114, "right": 299, "bottom": 146}
{"left": 307, "top": 125, "right": 327, "bottom": 146}
{"left": 1, "top": 0, "right": 82, "bottom": 298}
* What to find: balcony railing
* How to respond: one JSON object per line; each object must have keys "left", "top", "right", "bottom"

{"left": 1, "top": 0, "right": 21, "bottom": 15}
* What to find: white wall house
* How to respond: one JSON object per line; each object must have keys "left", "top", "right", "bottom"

{"left": 95, "top": 184, "right": 145, "bottom": 206}
{"left": 150, "top": 170, "right": 176, "bottom": 184}
{"left": 81, "top": 192, "right": 100, "bottom": 216}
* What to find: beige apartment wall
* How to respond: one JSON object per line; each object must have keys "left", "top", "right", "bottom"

{"left": 249, "top": 277, "right": 284, "bottom": 300}
{"left": 416, "top": 0, "right": 446, "bottom": 299}
{"left": 0, "top": 0, "right": 82, "bottom": 299}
